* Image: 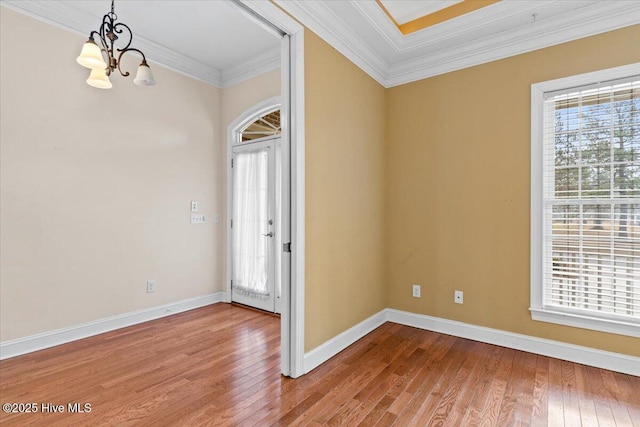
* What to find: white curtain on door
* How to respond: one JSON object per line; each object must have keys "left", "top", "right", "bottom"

{"left": 233, "top": 148, "right": 270, "bottom": 297}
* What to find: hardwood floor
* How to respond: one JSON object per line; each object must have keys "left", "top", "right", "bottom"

{"left": 1, "top": 304, "right": 638, "bottom": 426}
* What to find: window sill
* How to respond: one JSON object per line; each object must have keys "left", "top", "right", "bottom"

{"left": 530, "top": 308, "right": 640, "bottom": 338}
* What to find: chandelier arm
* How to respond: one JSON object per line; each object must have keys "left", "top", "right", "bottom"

{"left": 100, "top": 14, "right": 111, "bottom": 45}
{"left": 88, "top": 30, "right": 107, "bottom": 54}
{"left": 112, "top": 22, "right": 134, "bottom": 52}
{"left": 97, "top": 14, "right": 116, "bottom": 73}
{"left": 116, "top": 47, "right": 147, "bottom": 77}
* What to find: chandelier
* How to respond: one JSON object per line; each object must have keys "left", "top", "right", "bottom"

{"left": 76, "top": 0, "right": 156, "bottom": 89}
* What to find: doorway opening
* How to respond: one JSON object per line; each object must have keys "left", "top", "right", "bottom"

{"left": 229, "top": 1, "right": 305, "bottom": 378}
{"left": 230, "top": 108, "right": 282, "bottom": 314}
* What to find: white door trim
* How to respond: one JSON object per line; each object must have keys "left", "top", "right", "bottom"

{"left": 286, "top": 28, "right": 306, "bottom": 381}
{"left": 224, "top": 5, "right": 304, "bottom": 378}
{"left": 236, "top": 0, "right": 305, "bottom": 378}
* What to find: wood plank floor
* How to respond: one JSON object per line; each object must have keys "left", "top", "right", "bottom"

{"left": 1, "top": 304, "right": 638, "bottom": 426}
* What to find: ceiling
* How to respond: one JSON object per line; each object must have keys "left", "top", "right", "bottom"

{"left": 1, "top": 0, "right": 282, "bottom": 88}
{"left": 2, "top": 0, "right": 639, "bottom": 89}
{"left": 381, "top": 1, "right": 466, "bottom": 25}
{"left": 274, "top": 0, "right": 640, "bottom": 87}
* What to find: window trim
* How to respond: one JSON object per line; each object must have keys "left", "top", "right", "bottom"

{"left": 530, "top": 62, "right": 640, "bottom": 338}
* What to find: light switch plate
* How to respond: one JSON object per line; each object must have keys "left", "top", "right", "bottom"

{"left": 190, "top": 214, "right": 206, "bottom": 224}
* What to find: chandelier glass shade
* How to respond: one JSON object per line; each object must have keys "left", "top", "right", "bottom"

{"left": 86, "top": 68, "right": 113, "bottom": 89}
{"left": 76, "top": 0, "right": 155, "bottom": 89}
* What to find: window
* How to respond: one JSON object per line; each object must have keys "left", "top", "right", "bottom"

{"left": 531, "top": 64, "right": 640, "bottom": 337}
{"left": 240, "top": 109, "right": 281, "bottom": 142}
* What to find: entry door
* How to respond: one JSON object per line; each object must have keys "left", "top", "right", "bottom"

{"left": 231, "top": 138, "right": 280, "bottom": 313}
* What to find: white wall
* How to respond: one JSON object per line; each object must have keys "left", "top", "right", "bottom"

{"left": 0, "top": 8, "right": 224, "bottom": 341}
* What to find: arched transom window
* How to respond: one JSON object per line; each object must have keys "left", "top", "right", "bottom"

{"left": 241, "top": 109, "right": 281, "bottom": 142}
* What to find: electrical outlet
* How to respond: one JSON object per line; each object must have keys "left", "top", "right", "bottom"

{"left": 190, "top": 201, "right": 198, "bottom": 212}
{"left": 147, "top": 280, "right": 156, "bottom": 293}
{"left": 454, "top": 290, "right": 463, "bottom": 304}
{"left": 412, "top": 284, "right": 421, "bottom": 298}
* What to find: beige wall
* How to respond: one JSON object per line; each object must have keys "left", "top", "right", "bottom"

{"left": 385, "top": 25, "right": 640, "bottom": 356}
{"left": 304, "top": 30, "right": 387, "bottom": 351}
{"left": 221, "top": 69, "right": 281, "bottom": 131}
{"left": 0, "top": 8, "right": 224, "bottom": 341}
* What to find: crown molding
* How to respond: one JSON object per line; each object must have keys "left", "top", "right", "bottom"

{"left": 221, "top": 47, "right": 280, "bottom": 88}
{"left": 1, "top": 0, "right": 95, "bottom": 38}
{"left": 272, "top": 0, "right": 388, "bottom": 85}
{"left": 4, "top": 0, "right": 639, "bottom": 89}
{"left": 0, "top": 0, "right": 283, "bottom": 89}
{"left": 1, "top": 0, "right": 222, "bottom": 86}
{"left": 138, "top": 37, "right": 223, "bottom": 88}
{"left": 353, "top": 0, "right": 542, "bottom": 54}
{"left": 274, "top": 0, "right": 640, "bottom": 88}
{"left": 385, "top": 1, "right": 640, "bottom": 87}
{"left": 348, "top": 0, "right": 403, "bottom": 53}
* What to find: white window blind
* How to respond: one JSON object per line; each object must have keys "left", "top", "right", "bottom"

{"left": 541, "top": 78, "right": 640, "bottom": 325}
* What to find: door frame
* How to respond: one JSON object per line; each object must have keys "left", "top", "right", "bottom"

{"left": 233, "top": 0, "right": 305, "bottom": 379}
{"left": 224, "top": 13, "right": 304, "bottom": 378}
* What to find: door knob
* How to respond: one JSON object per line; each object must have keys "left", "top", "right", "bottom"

{"left": 262, "top": 232, "right": 274, "bottom": 238}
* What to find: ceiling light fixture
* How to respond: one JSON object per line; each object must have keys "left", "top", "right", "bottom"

{"left": 76, "top": 0, "right": 156, "bottom": 89}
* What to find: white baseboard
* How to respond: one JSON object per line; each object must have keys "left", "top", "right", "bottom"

{"left": 302, "top": 308, "right": 639, "bottom": 377}
{"left": 303, "top": 310, "right": 387, "bottom": 374}
{"left": 0, "top": 292, "right": 226, "bottom": 360}
{"left": 385, "top": 308, "right": 640, "bottom": 377}
{"left": 4, "top": 298, "right": 637, "bottom": 377}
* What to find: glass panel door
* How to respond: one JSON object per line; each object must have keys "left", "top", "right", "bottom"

{"left": 231, "top": 139, "right": 276, "bottom": 312}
